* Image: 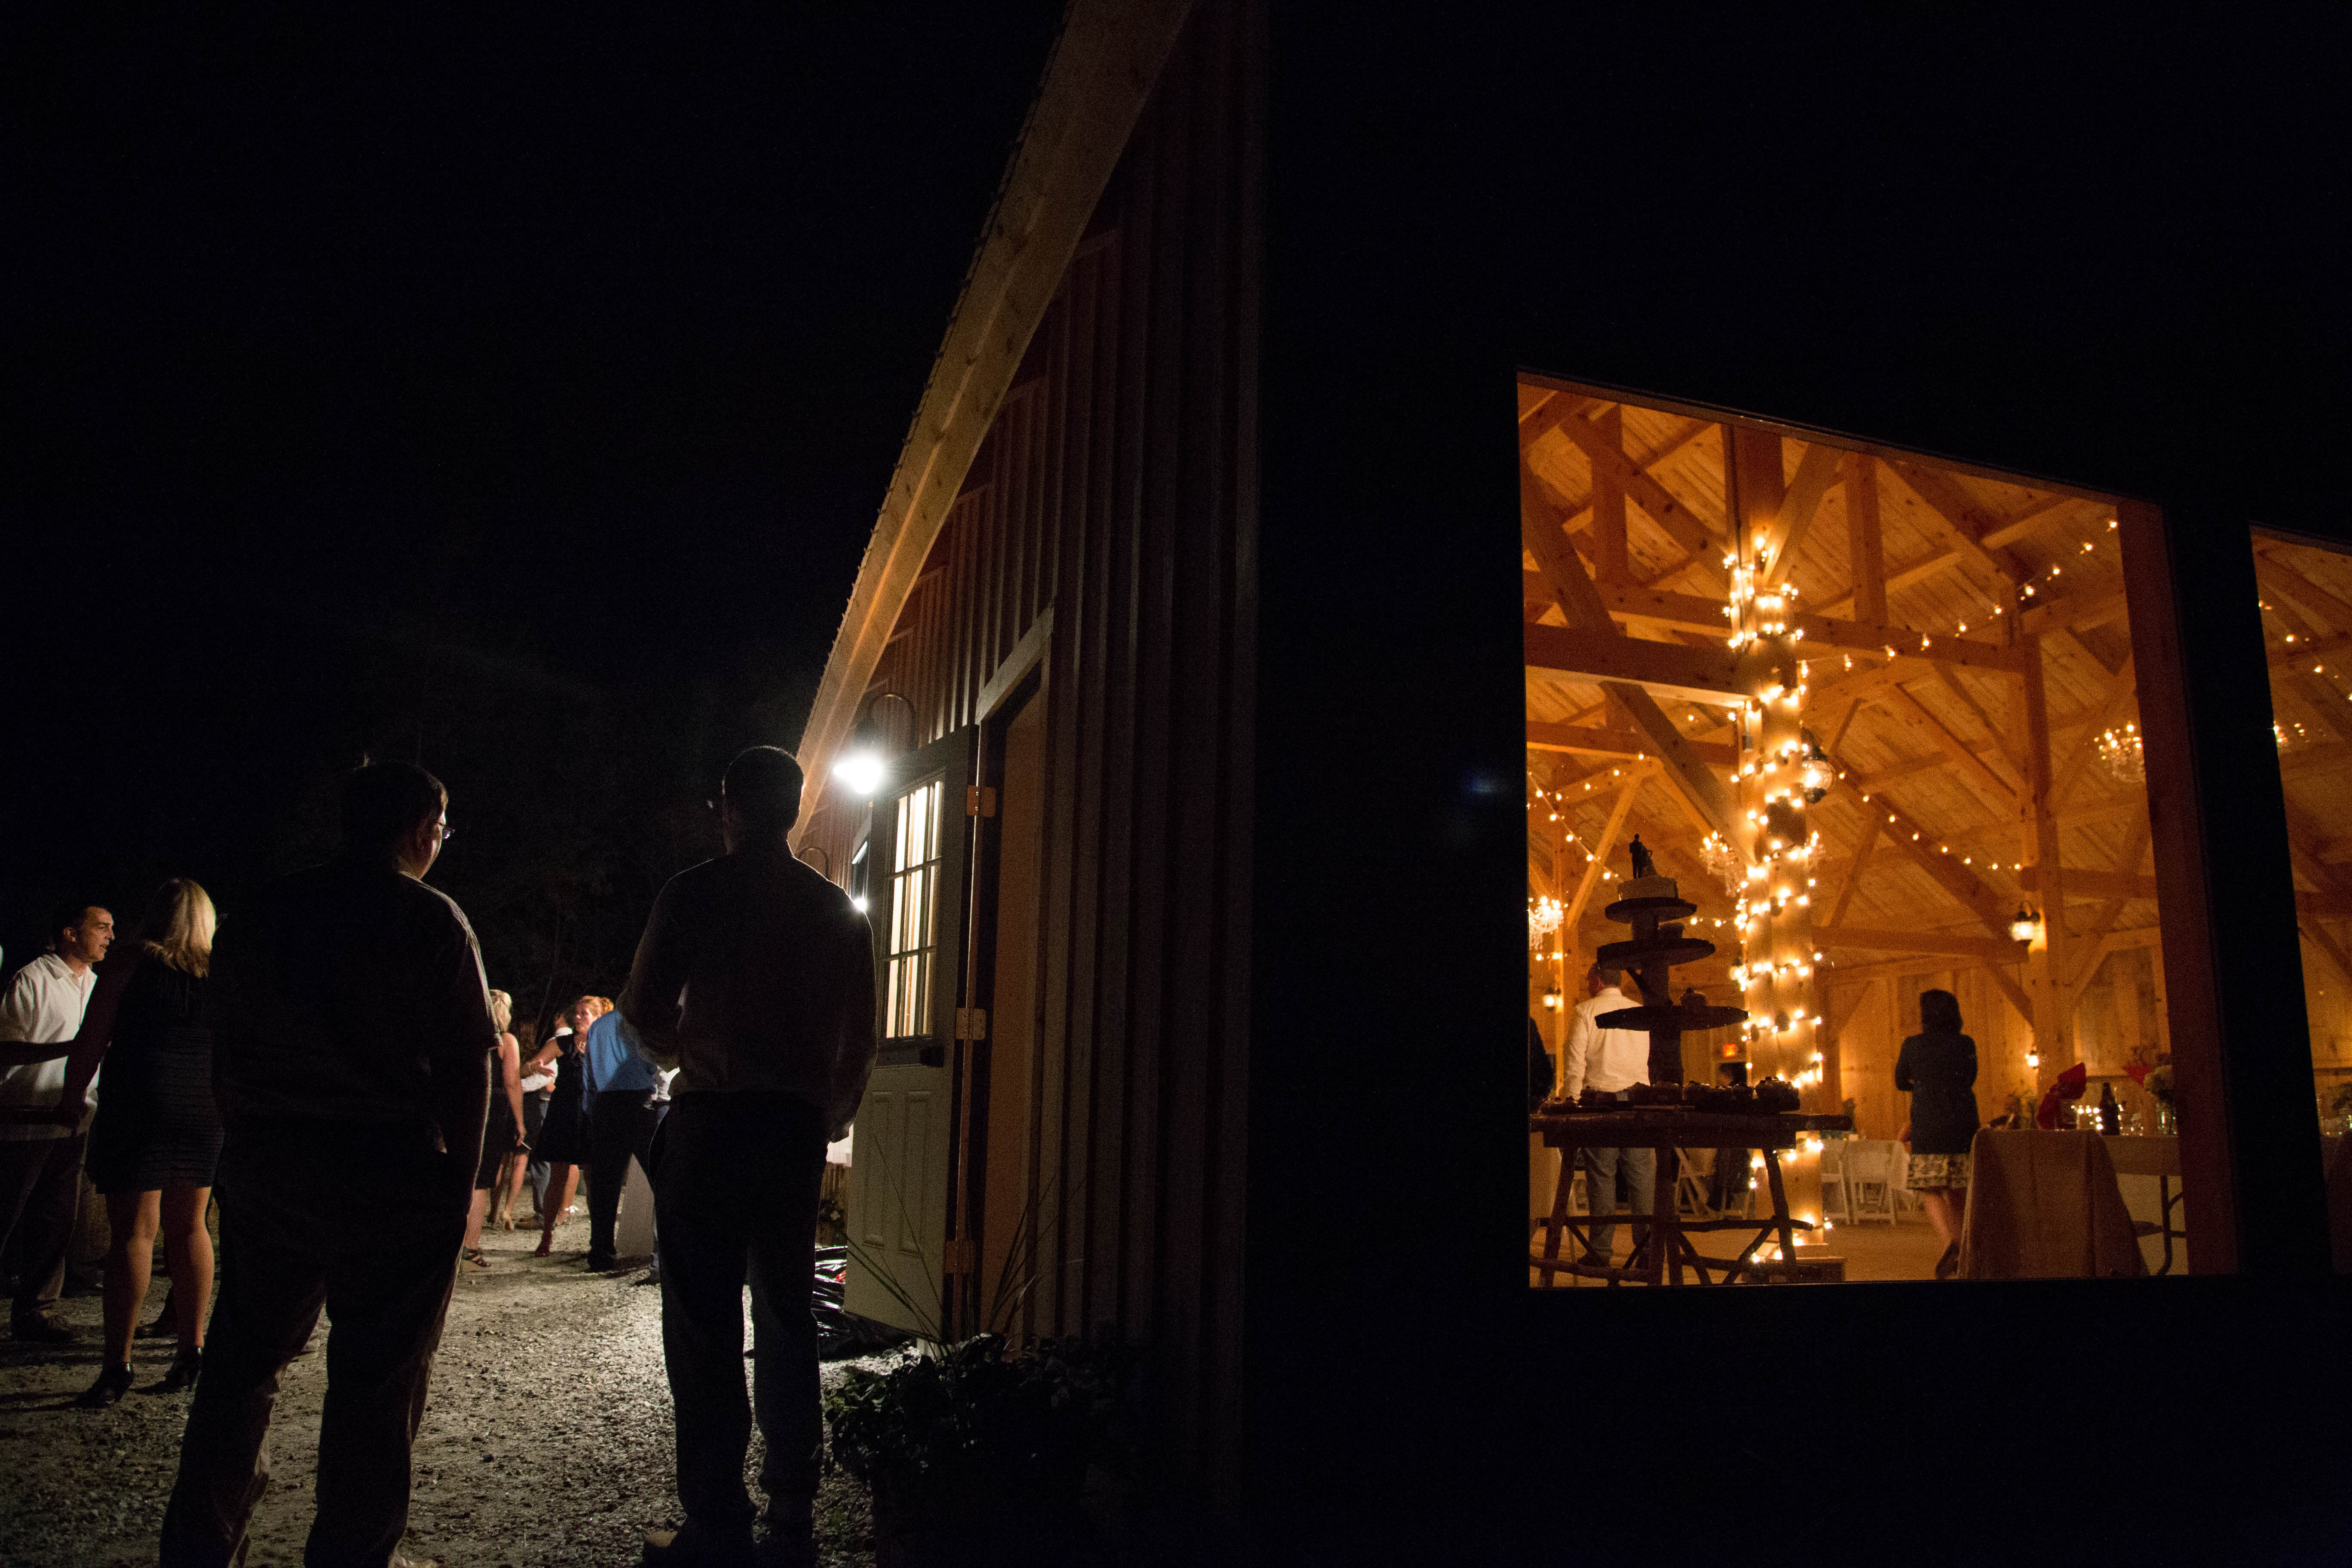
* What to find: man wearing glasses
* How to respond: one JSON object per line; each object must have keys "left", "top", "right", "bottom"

{"left": 162, "top": 761, "right": 496, "bottom": 1568}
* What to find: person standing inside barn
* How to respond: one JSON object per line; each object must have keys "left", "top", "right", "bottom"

{"left": 1561, "top": 963, "right": 1652, "bottom": 1271}
{"left": 160, "top": 762, "right": 495, "bottom": 1568}
{"left": 622, "top": 745, "right": 877, "bottom": 1568}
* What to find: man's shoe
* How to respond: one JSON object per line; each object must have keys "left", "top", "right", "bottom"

{"left": 587, "top": 1254, "right": 617, "bottom": 1273}
{"left": 12, "top": 1312, "right": 75, "bottom": 1345}
{"left": 644, "top": 1522, "right": 756, "bottom": 1565}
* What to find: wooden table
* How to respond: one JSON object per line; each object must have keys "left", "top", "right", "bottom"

{"left": 2099, "top": 1133, "right": 2185, "bottom": 1274}
{"left": 1530, "top": 1108, "right": 1854, "bottom": 1286}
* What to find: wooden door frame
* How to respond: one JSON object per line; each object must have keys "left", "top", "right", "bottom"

{"left": 949, "top": 610, "right": 1055, "bottom": 1336}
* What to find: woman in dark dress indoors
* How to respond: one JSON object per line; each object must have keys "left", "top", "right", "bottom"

{"left": 56, "top": 878, "right": 224, "bottom": 1404}
{"left": 1895, "top": 987, "right": 1981, "bottom": 1280}
{"left": 533, "top": 994, "right": 598, "bottom": 1257}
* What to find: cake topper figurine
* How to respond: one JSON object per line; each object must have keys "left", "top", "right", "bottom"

{"left": 1628, "top": 834, "right": 1655, "bottom": 881}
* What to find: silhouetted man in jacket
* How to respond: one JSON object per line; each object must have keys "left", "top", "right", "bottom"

{"left": 162, "top": 762, "right": 494, "bottom": 1568}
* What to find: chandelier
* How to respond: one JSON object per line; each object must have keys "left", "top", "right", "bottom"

{"left": 1700, "top": 832, "right": 1745, "bottom": 897}
{"left": 1528, "top": 895, "right": 1563, "bottom": 952}
{"left": 2095, "top": 723, "right": 2144, "bottom": 784}
{"left": 2276, "top": 720, "right": 2309, "bottom": 755}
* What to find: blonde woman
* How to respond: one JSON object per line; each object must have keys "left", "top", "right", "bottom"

{"left": 56, "top": 879, "right": 223, "bottom": 1404}
{"left": 460, "top": 990, "right": 528, "bottom": 1268}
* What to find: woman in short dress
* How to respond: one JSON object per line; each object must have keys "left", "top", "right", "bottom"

{"left": 1896, "top": 987, "right": 1981, "bottom": 1280}
{"left": 57, "top": 879, "right": 224, "bottom": 1403}
{"left": 533, "top": 995, "right": 598, "bottom": 1257}
{"left": 461, "top": 990, "right": 528, "bottom": 1268}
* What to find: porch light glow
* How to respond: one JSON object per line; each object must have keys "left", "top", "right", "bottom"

{"left": 832, "top": 749, "right": 887, "bottom": 798}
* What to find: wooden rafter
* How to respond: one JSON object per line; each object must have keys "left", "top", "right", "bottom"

{"left": 1553, "top": 410, "right": 1724, "bottom": 572}
{"left": 2064, "top": 815, "right": 2153, "bottom": 1005}
{"left": 1834, "top": 774, "right": 2034, "bottom": 1023}
{"left": 2299, "top": 922, "right": 2352, "bottom": 989}
{"left": 1528, "top": 576, "right": 2020, "bottom": 674}
{"left": 1522, "top": 470, "right": 1739, "bottom": 841}
{"left": 1526, "top": 720, "right": 1736, "bottom": 766}
{"left": 2047, "top": 653, "right": 2138, "bottom": 808}
{"left": 1929, "top": 665, "right": 2023, "bottom": 777}
{"left": 1822, "top": 815, "right": 1881, "bottom": 929}
{"left": 1761, "top": 442, "right": 1844, "bottom": 588}
{"left": 2019, "top": 581, "right": 2128, "bottom": 638}
{"left": 1524, "top": 624, "right": 1745, "bottom": 704}
{"left": 1884, "top": 459, "right": 2032, "bottom": 585}
{"left": 1980, "top": 494, "right": 2095, "bottom": 551}
{"left": 1814, "top": 926, "right": 2025, "bottom": 963}
{"left": 1870, "top": 682, "right": 2020, "bottom": 809}
{"left": 1842, "top": 452, "right": 1886, "bottom": 625}
{"left": 1560, "top": 766, "right": 1647, "bottom": 936}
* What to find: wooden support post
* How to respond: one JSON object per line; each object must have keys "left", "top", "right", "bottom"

{"left": 1844, "top": 453, "right": 1886, "bottom": 626}
{"left": 2018, "top": 632, "right": 2076, "bottom": 1085}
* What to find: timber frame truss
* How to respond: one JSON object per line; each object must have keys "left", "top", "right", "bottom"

{"left": 1520, "top": 375, "right": 2164, "bottom": 1095}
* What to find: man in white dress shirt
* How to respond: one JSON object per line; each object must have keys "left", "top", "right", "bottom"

{"left": 0, "top": 900, "right": 115, "bottom": 1342}
{"left": 1561, "top": 963, "right": 1651, "bottom": 1268}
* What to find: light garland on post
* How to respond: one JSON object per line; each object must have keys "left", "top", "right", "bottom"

{"left": 1725, "top": 544, "right": 1818, "bottom": 1095}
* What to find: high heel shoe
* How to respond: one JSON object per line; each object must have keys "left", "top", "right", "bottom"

{"left": 76, "top": 1363, "right": 134, "bottom": 1407}
{"left": 1933, "top": 1241, "right": 1961, "bottom": 1280}
{"left": 158, "top": 1345, "right": 202, "bottom": 1392}
{"left": 533, "top": 1233, "right": 553, "bottom": 1258}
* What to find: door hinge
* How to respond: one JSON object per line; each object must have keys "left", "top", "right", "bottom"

{"left": 953, "top": 1007, "right": 989, "bottom": 1041}
{"left": 966, "top": 784, "right": 997, "bottom": 817}
{"left": 942, "top": 1237, "right": 974, "bottom": 1273}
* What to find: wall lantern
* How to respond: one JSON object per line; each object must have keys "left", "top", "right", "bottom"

{"left": 2009, "top": 906, "right": 2044, "bottom": 945}
{"left": 831, "top": 691, "right": 918, "bottom": 800}
{"left": 1541, "top": 989, "right": 1563, "bottom": 1011}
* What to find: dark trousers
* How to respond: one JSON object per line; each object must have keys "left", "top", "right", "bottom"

{"left": 586, "top": 1088, "right": 663, "bottom": 1266}
{"left": 0, "top": 1131, "right": 85, "bottom": 1321}
{"left": 519, "top": 1090, "right": 548, "bottom": 1213}
{"left": 654, "top": 1092, "right": 827, "bottom": 1527}
{"left": 161, "top": 1120, "right": 468, "bottom": 1568}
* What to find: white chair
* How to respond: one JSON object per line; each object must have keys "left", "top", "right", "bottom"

{"left": 1819, "top": 1140, "right": 1851, "bottom": 1224}
{"left": 1676, "top": 1148, "right": 1713, "bottom": 1217}
{"left": 1843, "top": 1139, "right": 1901, "bottom": 1225}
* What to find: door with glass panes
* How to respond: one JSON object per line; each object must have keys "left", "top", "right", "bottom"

{"left": 843, "top": 727, "right": 973, "bottom": 1331}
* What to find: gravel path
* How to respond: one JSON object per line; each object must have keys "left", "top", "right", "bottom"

{"left": 0, "top": 1216, "right": 881, "bottom": 1567}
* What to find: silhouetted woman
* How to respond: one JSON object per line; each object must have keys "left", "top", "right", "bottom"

{"left": 461, "top": 990, "right": 528, "bottom": 1268}
{"left": 58, "top": 879, "right": 223, "bottom": 1403}
{"left": 533, "top": 995, "right": 598, "bottom": 1257}
{"left": 1896, "top": 987, "right": 1981, "bottom": 1280}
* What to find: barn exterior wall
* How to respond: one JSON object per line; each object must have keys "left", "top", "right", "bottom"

{"left": 797, "top": 0, "right": 1259, "bottom": 1492}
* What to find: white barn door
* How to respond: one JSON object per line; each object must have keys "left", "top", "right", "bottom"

{"left": 844, "top": 727, "right": 973, "bottom": 1333}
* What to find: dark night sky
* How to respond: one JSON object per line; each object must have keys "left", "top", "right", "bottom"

{"left": 7, "top": 8, "right": 1061, "bottom": 993}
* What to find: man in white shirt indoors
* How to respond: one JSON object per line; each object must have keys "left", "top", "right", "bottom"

{"left": 1560, "top": 962, "right": 1652, "bottom": 1270}
{"left": 0, "top": 900, "right": 115, "bottom": 1343}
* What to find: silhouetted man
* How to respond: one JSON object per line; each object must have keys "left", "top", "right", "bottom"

{"left": 623, "top": 746, "right": 876, "bottom": 1567}
{"left": 581, "top": 1000, "right": 668, "bottom": 1274}
{"left": 0, "top": 899, "right": 114, "bottom": 1342}
{"left": 162, "top": 763, "right": 495, "bottom": 1568}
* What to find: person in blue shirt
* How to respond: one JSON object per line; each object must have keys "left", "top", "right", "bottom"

{"left": 581, "top": 1000, "right": 668, "bottom": 1274}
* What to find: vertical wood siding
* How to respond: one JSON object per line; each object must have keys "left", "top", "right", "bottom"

{"left": 798, "top": 0, "right": 1258, "bottom": 1491}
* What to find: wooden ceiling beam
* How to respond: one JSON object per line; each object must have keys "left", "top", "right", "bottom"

{"left": 1816, "top": 546, "right": 1961, "bottom": 619}
{"left": 1761, "top": 442, "right": 1844, "bottom": 588}
{"left": 1884, "top": 459, "right": 2034, "bottom": 585}
{"left": 1539, "top": 576, "right": 2020, "bottom": 674}
{"left": 1524, "top": 624, "right": 1747, "bottom": 704}
{"left": 1553, "top": 410, "right": 1726, "bottom": 567}
{"left": 1522, "top": 472, "right": 1739, "bottom": 842}
{"left": 1870, "top": 682, "right": 2021, "bottom": 810}
{"left": 1526, "top": 720, "right": 1736, "bottom": 766}
{"left": 2019, "top": 581, "right": 2128, "bottom": 638}
{"left": 2254, "top": 553, "right": 2352, "bottom": 635}
{"left": 1815, "top": 925, "right": 2026, "bottom": 962}
{"left": 1980, "top": 494, "right": 2098, "bottom": 551}
{"left": 2048, "top": 653, "right": 2138, "bottom": 808}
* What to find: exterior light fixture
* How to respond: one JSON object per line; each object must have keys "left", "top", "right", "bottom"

{"left": 2009, "top": 907, "right": 2043, "bottom": 944}
{"left": 832, "top": 750, "right": 887, "bottom": 799}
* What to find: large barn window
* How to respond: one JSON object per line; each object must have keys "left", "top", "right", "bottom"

{"left": 1521, "top": 376, "right": 2187, "bottom": 1285}
{"left": 2249, "top": 530, "right": 2352, "bottom": 1188}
